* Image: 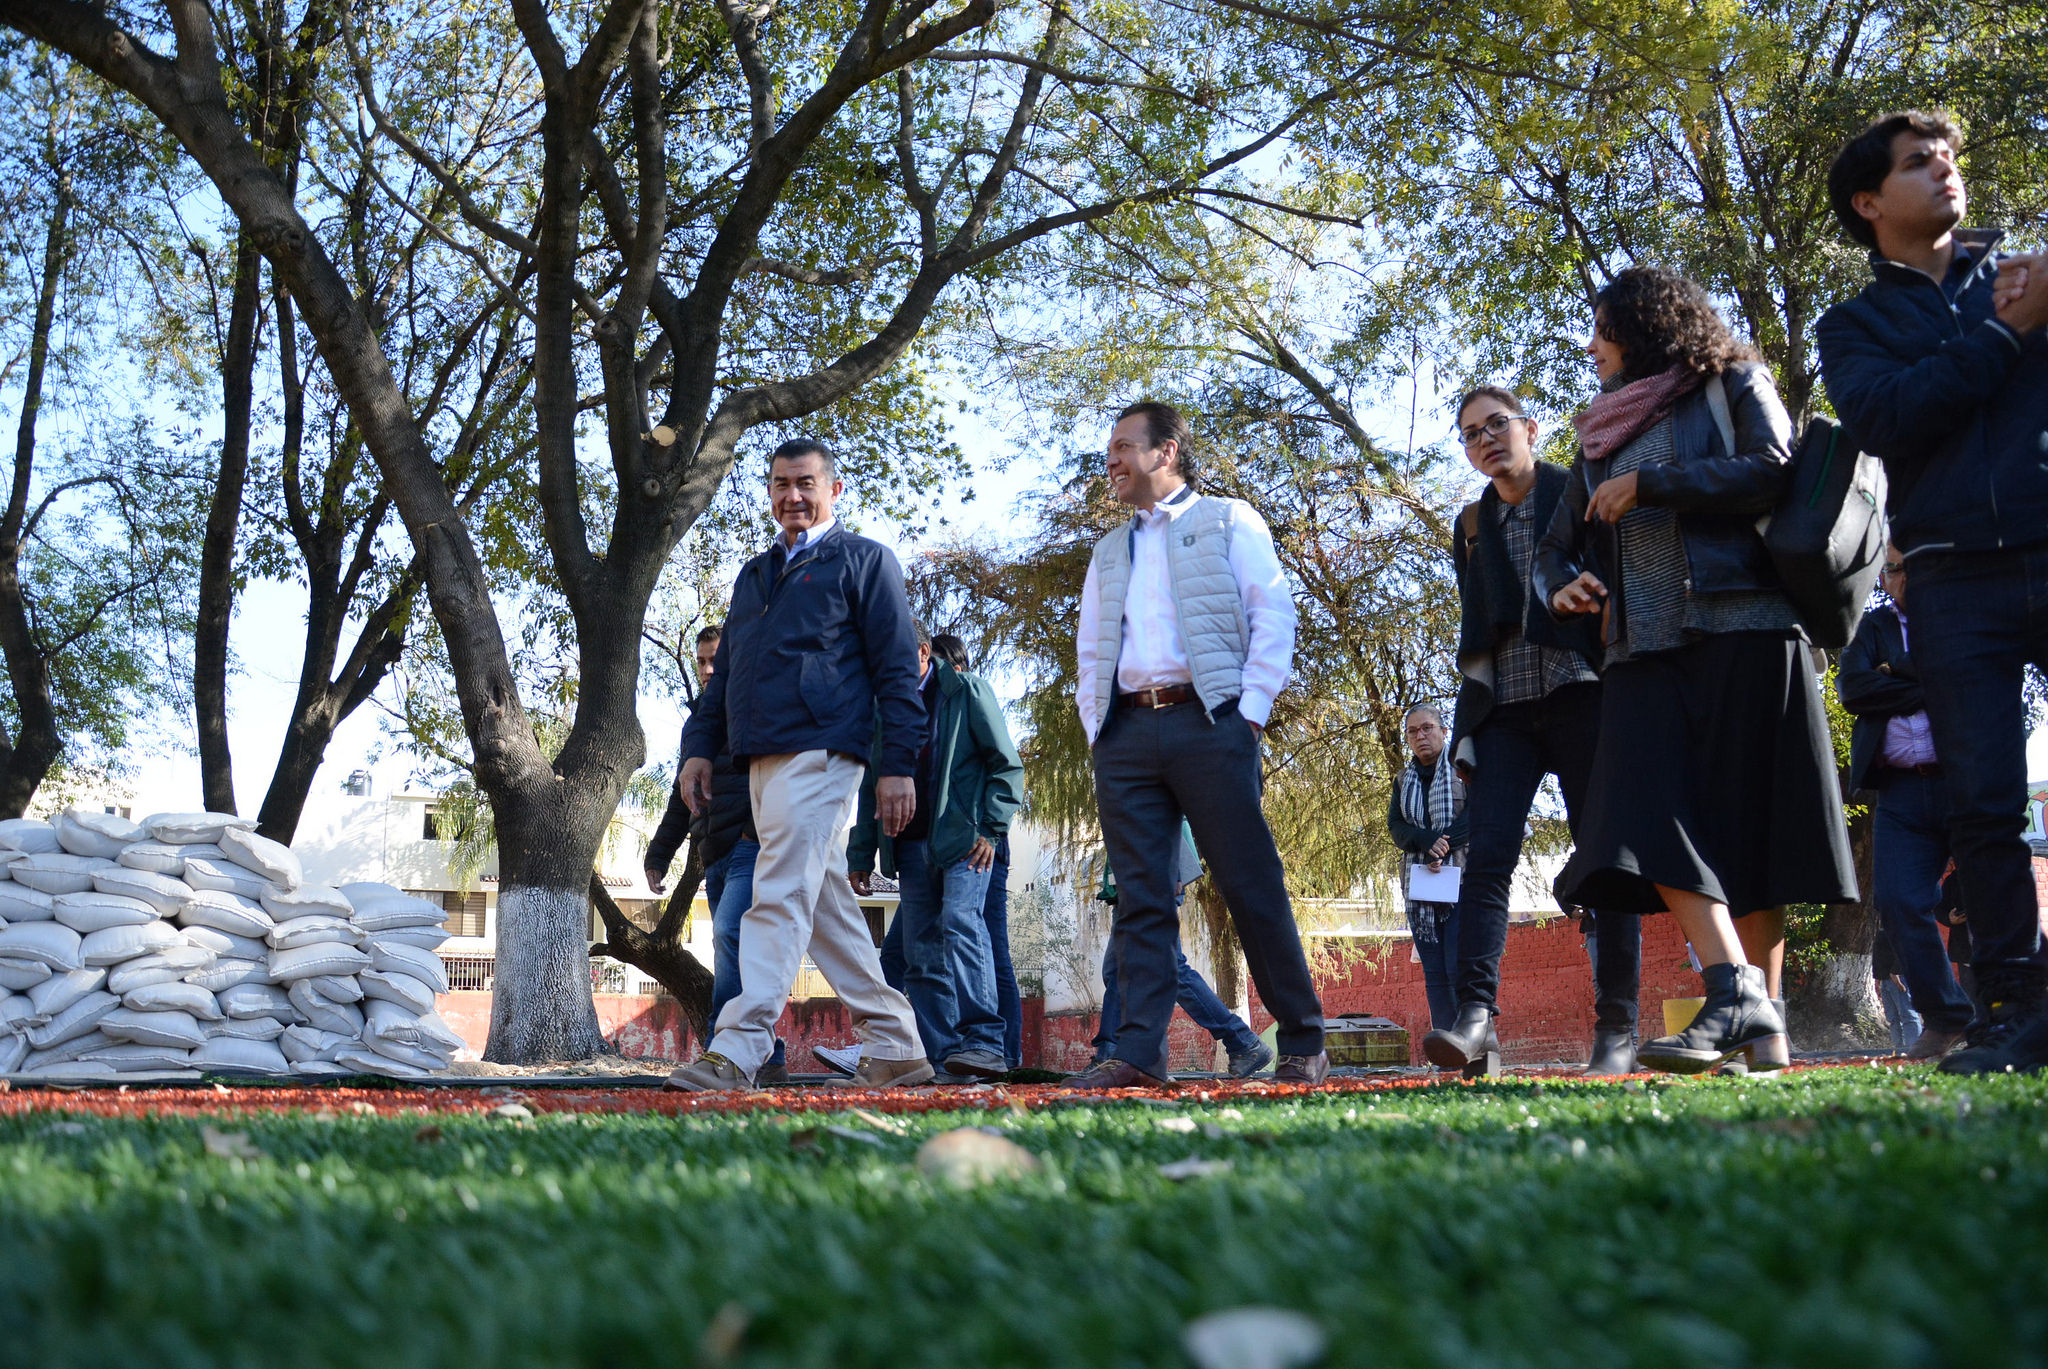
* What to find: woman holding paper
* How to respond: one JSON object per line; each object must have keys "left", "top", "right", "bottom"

{"left": 1386, "top": 705, "right": 1468, "bottom": 1038}
{"left": 1531, "top": 266, "right": 1856, "bottom": 1075}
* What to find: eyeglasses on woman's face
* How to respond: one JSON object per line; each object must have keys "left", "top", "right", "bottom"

{"left": 1456, "top": 412, "right": 1528, "bottom": 447}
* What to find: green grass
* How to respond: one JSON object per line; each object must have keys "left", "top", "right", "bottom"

{"left": 1, "top": 1067, "right": 2045, "bottom": 1368}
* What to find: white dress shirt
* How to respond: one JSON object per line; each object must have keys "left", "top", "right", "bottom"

{"left": 1075, "top": 485, "right": 1297, "bottom": 745}
{"left": 1880, "top": 608, "right": 1939, "bottom": 769}
{"left": 776, "top": 513, "right": 837, "bottom": 566}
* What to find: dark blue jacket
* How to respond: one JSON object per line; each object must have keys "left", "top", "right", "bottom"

{"left": 682, "top": 523, "right": 925, "bottom": 775}
{"left": 1818, "top": 229, "right": 2048, "bottom": 558}
{"left": 1836, "top": 604, "right": 1923, "bottom": 796}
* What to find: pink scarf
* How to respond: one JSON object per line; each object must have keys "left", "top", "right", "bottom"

{"left": 1572, "top": 365, "right": 1700, "bottom": 463}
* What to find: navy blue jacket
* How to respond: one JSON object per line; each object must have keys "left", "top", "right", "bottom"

{"left": 682, "top": 523, "right": 925, "bottom": 775}
{"left": 1836, "top": 604, "right": 1923, "bottom": 796}
{"left": 1818, "top": 229, "right": 2048, "bottom": 558}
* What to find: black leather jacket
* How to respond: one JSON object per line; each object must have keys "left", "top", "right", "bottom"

{"left": 1533, "top": 361, "right": 1794, "bottom": 645}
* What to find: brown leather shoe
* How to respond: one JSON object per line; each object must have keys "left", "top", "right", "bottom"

{"left": 664, "top": 1051, "right": 752, "bottom": 1092}
{"left": 836, "top": 1055, "right": 936, "bottom": 1089}
{"left": 1903, "top": 1025, "right": 1966, "bottom": 1062}
{"left": 1271, "top": 1051, "right": 1330, "bottom": 1085}
{"left": 1065, "top": 1057, "right": 1169, "bottom": 1090}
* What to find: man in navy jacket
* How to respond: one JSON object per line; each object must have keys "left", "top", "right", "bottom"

{"left": 666, "top": 439, "right": 931, "bottom": 1091}
{"left": 1818, "top": 110, "right": 2048, "bottom": 1075}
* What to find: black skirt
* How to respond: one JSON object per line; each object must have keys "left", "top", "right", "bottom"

{"left": 1558, "top": 630, "right": 1857, "bottom": 915}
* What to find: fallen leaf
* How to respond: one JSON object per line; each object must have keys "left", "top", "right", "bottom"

{"left": 492, "top": 1103, "right": 534, "bottom": 1121}
{"left": 1183, "top": 1307, "right": 1326, "bottom": 1369}
{"left": 849, "top": 1108, "right": 908, "bottom": 1134}
{"left": 788, "top": 1127, "right": 820, "bottom": 1153}
{"left": 414, "top": 1124, "right": 445, "bottom": 1144}
{"left": 347, "top": 1101, "right": 378, "bottom": 1116}
{"left": 1156, "top": 1116, "right": 1198, "bottom": 1134}
{"left": 202, "top": 1126, "right": 261, "bottom": 1160}
{"left": 915, "top": 1128, "right": 1043, "bottom": 1186}
{"left": 1158, "top": 1156, "right": 1233, "bottom": 1182}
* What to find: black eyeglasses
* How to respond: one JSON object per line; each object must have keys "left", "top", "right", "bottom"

{"left": 1457, "top": 413, "right": 1528, "bottom": 447}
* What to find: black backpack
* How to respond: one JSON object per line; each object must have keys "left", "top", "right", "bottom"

{"left": 1706, "top": 380, "right": 1887, "bottom": 650}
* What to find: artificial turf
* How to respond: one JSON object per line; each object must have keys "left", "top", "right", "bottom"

{"left": 0, "top": 1065, "right": 2042, "bottom": 1368}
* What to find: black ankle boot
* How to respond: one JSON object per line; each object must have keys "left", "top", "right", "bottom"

{"left": 1583, "top": 1026, "right": 1636, "bottom": 1076}
{"left": 1638, "top": 964, "right": 1781, "bottom": 1075}
{"left": 1423, "top": 1003, "right": 1501, "bottom": 1078}
{"left": 1940, "top": 990, "right": 2048, "bottom": 1076}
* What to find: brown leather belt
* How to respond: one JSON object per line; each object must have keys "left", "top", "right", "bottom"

{"left": 1889, "top": 762, "right": 1942, "bottom": 776}
{"left": 1117, "top": 683, "right": 1196, "bottom": 709}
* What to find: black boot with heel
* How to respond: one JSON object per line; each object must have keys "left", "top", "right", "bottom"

{"left": 1422, "top": 1003, "right": 1501, "bottom": 1078}
{"left": 1583, "top": 1026, "right": 1637, "bottom": 1076}
{"left": 1638, "top": 963, "right": 1782, "bottom": 1075}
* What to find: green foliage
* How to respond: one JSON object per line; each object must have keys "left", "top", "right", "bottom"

{"left": 1, "top": 1067, "right": 2045, "bottom": 1365}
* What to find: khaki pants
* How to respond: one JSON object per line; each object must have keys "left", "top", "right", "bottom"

{"left": 708, "top": 749, "right": 922, "bottom": 1075}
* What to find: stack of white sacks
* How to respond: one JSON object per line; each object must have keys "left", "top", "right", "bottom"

{"left": 0, "top": 810, "right": 464, "bottom": 1079}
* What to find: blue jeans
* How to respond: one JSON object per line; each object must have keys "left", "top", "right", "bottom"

{"left": 1456, "top": 684, "right": 1640, "bottom": 1031}
{"left": 1906, "top": 546, "right": 2048, "bottom": 998}
{"left": 1406, "top": 898, "right": 1459, "bottom": 1032}
{"left": 1871, "top": 771, "right": 1975, "bottom": 1033}
{"left": 1094, "top": 934, "right": 1261, "bottom": 1058}
{"left": 1878, "top": 974, "right": 1924, "bottom": 1052}
{"left": 886, "top": 838, "right": 1005, "bottom": 1063}
{"left": 706, "top": 839, "right": 784, "bottom": 1068}
{"left": 981, "top": 838, "right": 1024, "bottom": 1068}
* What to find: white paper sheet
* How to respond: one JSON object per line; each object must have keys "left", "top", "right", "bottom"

{"left": 1406, "top": 863, "right": 1462, "bottom": 903}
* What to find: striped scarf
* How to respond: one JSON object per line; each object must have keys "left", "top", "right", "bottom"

{"left": 1397, "top": 758, "right": 1462, "bottom": 847}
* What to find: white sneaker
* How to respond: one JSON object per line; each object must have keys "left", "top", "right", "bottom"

{"left": 812, "top": 1043, "right": 862, "bottom": 1077}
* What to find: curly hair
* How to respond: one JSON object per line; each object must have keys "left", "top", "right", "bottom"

{"left": 1594, "top": 266, "right": 1758, "bottom": 381}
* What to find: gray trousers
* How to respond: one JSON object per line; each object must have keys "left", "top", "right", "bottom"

{"left": 1092, "top": 697, "right": 1325, "bottom": 1075}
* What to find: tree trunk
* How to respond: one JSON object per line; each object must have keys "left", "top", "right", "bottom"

{"left": 194, "top": 234, "right": 262, "bottom": 815}
{"left": 481, "top": 788, "right": 618, "bottom": 1063}
{"left": 590, "top": 846, "right": 716, "bottom": 1046}
{"left": 1786, "top": 802, "right": 1885, "bottom": 1050}
{"left": 0, "top": 173, "right": 71, "bottom": 816}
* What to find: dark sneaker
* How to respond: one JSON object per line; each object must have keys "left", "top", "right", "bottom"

{"left": 842, "top": 1055, "right": 936, "bottom": 1089}
{"left": 1065, "top": 1057, "right": 1169, "bottom": 1090}
{"left": 1226, "top": 1040, "right": 1275, "bottom": 1078}
{"left": 944, "top": 1048, "right": 1008, "bottom": 1079}
{"left": 1903, "top": 1025, "right": 1967, "bottom": 1062}
{"left": 812, "top": 1043, "right": 862, "bottom": 1077}
{"left": 1271, "top": 1051, "right": 1330, "bottom": 1085}
{"left": 1940, "top": 999, "right": 2048, "bottom": 1076}
{"left": 664, "top": 1051, "right": 752, "bottom": 1092}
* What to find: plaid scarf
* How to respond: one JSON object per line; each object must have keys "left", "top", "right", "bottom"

{"left": 1572, "top": 365, "right": 1700, "bottom": 463}
{"left": 1397, "top": 757, "right": 1462, "bottom": 847}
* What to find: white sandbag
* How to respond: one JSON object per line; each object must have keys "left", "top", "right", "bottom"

{"left": 0, "top": 992, "right": 34, "bottom": 1028}
{"left": 91, "top": 867, "right": 194, "bottom": 916}
{"left": 24, "top": 1060, "right": 121, "bottom": 1078}
{"left": 371, "top": 925, "right": 452, "bottom": 951}
{"left": 308, "top": 973, "right": 363, "bottom": 1002}
{"left": 118, "top": 842, "right": 200, "bottom": 875}
{"left": 23, "top": 1031, "right": 113, "bottom": 1069}
{"left": 180, "top": 926, "right": 267, "bottom": 959}
{"left": 369, "top": 941, "right": 451, "bottom": 993}
{"left": 191, "top": 1036, "right": 291, "bottom": 1075}
{"left": 0, "top": 885, "right": 55, "bottom": 921}
{"left": 267, "top": 914, "right": 363, "bottom": 949}
{"left": 0, "top": 958, "right": 52, "bottom": 991}
{"left": 182, "top": 857, "right": 271, "bottom": 900}
{"left": 206, "top": 1015, "right": 286, "bottom": 1041}
{"left": 361, "top": 969, "right": 436, "bottom": 1015}
{"left": 80, "top": 1043, "right": 194, "bottom": 1071}
{"left": 0, "top": 818, "right": 62, "bottom": 853}
{"left": 177, "top": 889, "right": 273, "bottom": 937}
{"left": 334, "top": 1046, "right": 435, "bottom": 1078}
{"left": 0, "top": 922, "right": 82, "bottom": 970}
{"left": 269, "top": 942, "right": 370, "bottom": 982}
{"left": 287, "top": 980, "right": 364, "bottom": 1036}
{"left": 10, "top": 853, "right": 115, "bottom": 895}
{"left": 0, "top": 848, "right": 24, "bottom": 876}
{"left": 55, "top": 892, "right": 161, "bottom": 934}
{"left": 27, "top": 967, "right": 107, "bottom": 1018}
{"left": 25, "top": 991, "right": 120, "bottom": 1048}
{"left": 145, "top": 812, "right": 254, "bottom": 845}
{"left": 99, "top": 1007, "right": 207, "bottom": 1049}
{"left": 106, "top": 947, "right": 214, "bottom": 995}
{"left": 279, "top": 1025, "right": 356, "bottom": 1063}
{"left": 218, "top": 983, "right": 296, "bottom": 1020}
{"left": 262, "top": 884, "right": 351, "bottom": 921}
{"left": 54, "top": 809, "right": 148, "bottom": 858}
{"left": 0, "top": 1033, "right": 26, "bottom": 1073}
{"left": 348, "top": 890, "right": 445, "bottom": 931}
{"left": 293, "top": 1060, "right": 353, "bottom": 1077}
{"left": 363, "top": 996, "right": 442, "bottom": 1048}
{"left": 217, "top": 827, "right": 301, "bottom": 890}
{"left": 184, "top": 959, "right": 268, "bottom": 993}
{"left": 80, "top": 921, "right": 184, "bottom": 966}
{"left": 123, "top": 980, "right": 222, "bottom": 1020}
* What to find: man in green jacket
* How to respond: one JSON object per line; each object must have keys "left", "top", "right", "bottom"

{"left": 849, "top": 623, "right": 1025, "bottom": 1080}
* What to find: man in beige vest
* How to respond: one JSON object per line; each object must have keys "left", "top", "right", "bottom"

{"left": 1069, "top": 401, "right": 1328, "bottom": 1087}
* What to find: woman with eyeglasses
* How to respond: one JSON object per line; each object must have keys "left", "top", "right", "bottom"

{"left": 1532, "top": 265, "right": 1856, "bottom": 1075}
{"left": 1423, "top": 386, "right": 1642, "bottom": 1078}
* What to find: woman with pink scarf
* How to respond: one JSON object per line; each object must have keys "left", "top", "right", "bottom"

{"left": 1532, "top": 266, "right": 1856, "bottom": 1075}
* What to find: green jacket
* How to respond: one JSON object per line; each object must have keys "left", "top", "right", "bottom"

{"left": 848, "top": 661, "right": 1025, "bottom": 876}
